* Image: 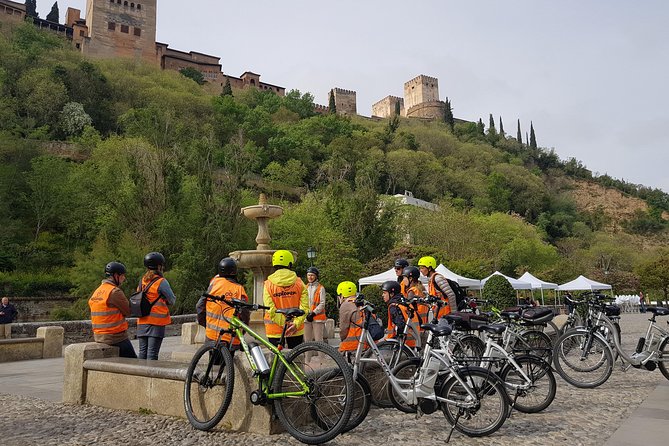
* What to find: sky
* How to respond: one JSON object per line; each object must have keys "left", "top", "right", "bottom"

{"left": 40, "top": 0, "right": 669, "bottom": 192}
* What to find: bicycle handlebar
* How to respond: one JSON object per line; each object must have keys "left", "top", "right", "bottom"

{"left": 202, "top": 293, "right": 270, "bottom": 311}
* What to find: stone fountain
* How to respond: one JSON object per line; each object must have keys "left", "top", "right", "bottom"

{"left": 229, "top": 194, "right": 294, "bottom": 334}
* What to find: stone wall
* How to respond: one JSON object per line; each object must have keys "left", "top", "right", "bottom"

{"left": 331, "top": 88, "right": 357, "bottom": 116}
{"left": 405, "top": 100, "right": 445, "bottom": 120}
{"left": 10, "top": 296, "right": 79, "bottom": 322}
{"left": 11, "top": 314, "right": 196, "bottom": 344}
{"left": 404, "top": 75, "right": 440, "bottom": 110}
{"left": 371, "top": 95, "right": 404, "bottom": 118}
{"left": 0, "top": 0, "right": 25, "bottom": 23}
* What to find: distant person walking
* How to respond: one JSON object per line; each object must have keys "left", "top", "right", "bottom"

{"left": 0, "top": 297, "right": 18, "bottom": 339}
{"left": 639, "top": 291, "right": 646, "bottom": 313}
{"left": 136, "top": 252, "right": 176, "bottom": 360}
{"left": 88, "top": 262, "right": 137, "bottom": 358}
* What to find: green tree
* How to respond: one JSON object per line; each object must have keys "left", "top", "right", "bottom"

{"left": 59, "top": 102, "right": 92, "bottom": 137}
{"left": 530, "top": 121, "right": 537, "bottom": 149}
{"left": 477, "top": 118, "right": 485, "bottom": 135}
{"left": 25, "top": 0, "right": 38, "bottom": 18}
{"left": 636, "top": 250, "right": 669, "bottom": 306}
{"left": 46, "top": 2, "right": 59, "bottom": 23}
{"left": 488, "top": 114, "right": 495, "bottom": 132}
{"left": 221, "top": 78, "right": 233, "bottom": 96}
{"left": 328, "top": 89, "right": 336, "bottom": 114}
{"left": 499, "top": 116, "right": 504, "bottom": 136}
{"left": 179, "top": 67, "right": 205, "bottom": 85}
{"left": 394, "top": 100, "right": 401, "bottom": 116}
{"left": 483, "top": 274, "right": 516, "bottom": 310}
{"left": 516, "top": 119, "right": 522, "bottom": 143}
{"left": 444, "top": 97, "right": 454, "bottom": 130}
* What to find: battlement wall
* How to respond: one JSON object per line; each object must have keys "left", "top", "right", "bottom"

{"left": 333, "top": 87, "right": 356, "bottom": 96}
{"left": 404, "top": 74, "right": 440, "bottom": 110}
{"left": 404, "top": 74, "right": 439, "bottom": 86}
{"left": 331, "top": 87, "right": 357, "bottom": 116}
{"left": 372, "top": 95, "right": 405, "bottom": 118}
{"left": 406, "top": 100, "right": 445, "bottom": 120}
{"left": 313, "top": 104, "right": 329, "bottom": 115}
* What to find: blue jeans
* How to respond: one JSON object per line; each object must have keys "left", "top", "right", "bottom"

{"left": 112, "top": 338, "right": 137, "bottom": 358}
{"left": 138, "top": 336, "right": 163, "bottom": 360}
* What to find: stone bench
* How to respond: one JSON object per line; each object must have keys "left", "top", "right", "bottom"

{"left": 0, "top": 326, "right": 64, "bottom": 362}
{"left": 63, "top": 342, "right": 281, "bottom": 434}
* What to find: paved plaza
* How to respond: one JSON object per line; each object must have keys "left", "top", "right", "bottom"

{"left": 0, "top": 313, "right": 667, "bottom": 445}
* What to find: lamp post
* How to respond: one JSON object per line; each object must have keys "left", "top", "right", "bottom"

{"left": 306, "top": 246, "right": 317, "bottom": 267}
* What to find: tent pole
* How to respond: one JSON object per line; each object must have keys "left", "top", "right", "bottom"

{"left": 540, "top": 288, "right": 545, "bottom": 306}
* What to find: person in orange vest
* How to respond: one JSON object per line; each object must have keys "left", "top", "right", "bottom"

{"left": 382, "top": 280, "right": 417, "bottom": 348}
{"left": 88, "top": 262, "right": 137, "bottom": 358}
{"left": 417, "top": 256, "right": 455, "bottom": 319}
{"left": 394, "top": 258, "right": 410, "bottom": 296}
{"left": 196, "top": 257, "right": 249, "bottom": 352}
{"left": 136, "top": 252, "right": 176, "bottom": 360}
{"left": 263, "top": 250, "right": 309, "bottom": 349}
{"left": 304, "top": 266, "right": 326, "bottom": 358}
{"left": 337, "top": 281, "right": 363, "bottom": 355}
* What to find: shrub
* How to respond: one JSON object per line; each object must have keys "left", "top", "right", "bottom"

{"left": 0, "top": 271, "right": 73, "bottom": 296}
{"left": 482, "top": 274, "right": 516, "bottom": 310}
{"left": 325, "top": 292, "right": 338, "bottom": 323}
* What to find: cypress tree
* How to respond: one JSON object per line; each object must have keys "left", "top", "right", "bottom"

{"left": 328, "top": 89, "right": 336, "bottom": 114}
{"left": 444, "top": 97, "right": 455, "bottom": 130}
{"left": 46, "top": 1, "right": 59, "bottom": 23}
{"left": 517, "top": 119, "right": 522, "bottom": 143}
{"left": 526, "top": 132, "right": 529, "bottom": 146}
{"left": 499, "top": 116, "right": 505, "bottom": 136}
{"left": 25, "top": 0, "right": 38, "bottom": 18}
{"left": 221, "top": 78, "right": 233, "bottom": 96}
{"left": 394, "top": 100, "right": 401, "bottom": 116}
{"left": 530, "top": 121, "right": 537, "bottom": 149}
{"left": 489, "top": 113, "right": 495, "bottom": 131}
{"left": 477, "top": 118, "right": 485, "bottom": 135}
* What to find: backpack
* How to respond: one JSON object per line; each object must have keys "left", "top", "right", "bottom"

{"left": 366, "top": 314, "right": 385, "bottom": 341}
{"left": 445, "top": 278, "right": 469, "bottom": 312}
{"left": 129, "top": 277, "right": 162, "bottom": 318}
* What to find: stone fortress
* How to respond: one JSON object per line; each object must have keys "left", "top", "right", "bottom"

{"left": 0, "top": 0, "right": 451, "bottom": 121}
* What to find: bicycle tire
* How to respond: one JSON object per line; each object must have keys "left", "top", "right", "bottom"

{"left": 516, "top": 330, "right": 553, "bottom": 364}
{"left": 500, "top": 355, "right": 556, "bottom": 413}
{"left": 183, "top": 343, "right": 234, "bottom": 431}
{"left": 450, "top": 333, "right": 485, "bottom": 360}
{"left": 558, "top": 314, "right": 583, "bottom": 337}
{"left": 342, "top": 374, "right": 372, "bottom": 433}
{"left": 388, "top": 357, "right": 421, "bottom": 414}
{"left": 658, "top": 336, "right": 669, "bottom": 381}
{"left": 438, "top": 366, "right": 509, "bottom": 437}
{"left": 272, "top": 341, "right": 354, "bottom": 445}
{"left": 553, "top": 329, "right": 613, "bottom": 388}
{"left": 360, "top": 340, "right": 415, "bottom": 408}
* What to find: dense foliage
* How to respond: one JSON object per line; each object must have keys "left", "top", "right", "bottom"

{"left": 1, "top": 23, "right": 669, "bottom": 319}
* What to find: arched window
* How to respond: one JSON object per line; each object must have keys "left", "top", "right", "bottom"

{"left": 131, "top": 3, "right": 135, "bottom": 7}
{"left": 124, "top": 1, "right": 128, "bottom": 6}
{"left": 137, "top": 4, "right": 141, "bottom": 10}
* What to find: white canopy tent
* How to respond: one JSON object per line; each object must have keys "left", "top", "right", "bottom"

{"left": 358, "top": 267, "right": 402, "bottom": 286}
{"left": 481, "top": 271, "right": 533, "bottom": 290}
{"left": 517, "top": 271, "right": 558, "bottom": 306}
{"left": 358, "top": 264, "right": 480, "bottom": 288}
{"left": 558, "top": 275, "right": 612, "bottom": 295}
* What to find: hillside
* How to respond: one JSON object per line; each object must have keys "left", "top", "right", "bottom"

{"left": 2, "top": 23, "right": 669, "bottom": 315}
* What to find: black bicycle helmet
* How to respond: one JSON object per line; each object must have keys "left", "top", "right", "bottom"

{"left": 394, "top": 258, "right": 409, "bottom": 269}
{"left": 218, "top": 257, "right": 238, "bottom": 277}
{"left": 381, "top": 280, "right": 401, "bottom": 295}
{"left": 104, "top": 261, "right": 126, "bottom": 276}
{"left": 403, "top": 266, "right": 420, "bottom": 281}
{"left": 306, "top": 266, "right": 320, "bottom": 278}
{"left": 143, "top": 252, "right": 165, "bottom": 270}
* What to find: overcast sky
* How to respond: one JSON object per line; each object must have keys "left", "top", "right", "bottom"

{"left": 44, "top": 1, "right": 669, "bottom": 192}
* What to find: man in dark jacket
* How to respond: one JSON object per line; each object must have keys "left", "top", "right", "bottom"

{"left": 0, "top": 297, "right": 19, "bottom": 339}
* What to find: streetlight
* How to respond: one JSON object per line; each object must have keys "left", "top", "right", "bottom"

{"left": 306, "top": 246, "right": 317, "bottom": 267}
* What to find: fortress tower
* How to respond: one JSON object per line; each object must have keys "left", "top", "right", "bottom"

{"left": 83, "top": 0, "right": 158, "bottom": 65}
{"left": 330, "top": 88, "right": 357, "bottom": 116}
{"left": 403, "top": 75, "right": 445, "bottom": 120}
{"left": 371, "top": 95, "right": 404, "bottom": 118}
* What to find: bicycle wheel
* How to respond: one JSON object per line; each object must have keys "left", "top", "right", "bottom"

{"left": 543, "top": 321, "right": 561, "bottom": 345}
{"left": 658, "top": 336, "right": 669, "bottom": 381}
{"left": 388, "top": 357, "right": 420, "bottom": 414}
{"left": 183, "top": 343, "right": 234, "bottom": 431}
{"left": 500, "top": 355, "right": 556, "bottom": 413}
{"left": 558, "top": 314, "right": 583, "bottom": 337}
{"left": 343, "top": 374, "right": 372, "bottom": 433}
{"left": 360, "top": 340, "right": 415, "bottom": 407}
{"left": 272, "top": 341, "right": 354, "bottom": 445}
{"left": 553, "top": 330, "right": 613, "bottom": 388}
{"left": 516, "top": 330, "right": 553, "bottom": 364}
{"left": 438, "top": 366, "right": 508, "bottom": 437}
{"left": 450, "top": 334, "right": 485, "bottom": 360}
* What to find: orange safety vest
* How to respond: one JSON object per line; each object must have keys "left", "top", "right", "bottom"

{"left": 429, "top": 274, "right": 451, "bottom": 318}
{"left": 339, "top": 298, "right": 364, "bottom": 352}
{"left": 89, "top": 282, "right": 128, "bottom": 335}
{"left": 206, "top": 276, "right": 247, "bottom": 344}
{"left": 309, "top": 283, "right": 327, "bottom": 322}
{"left": 386, "top": 302, "right": 417, "bottom": 348}
{"left": 264, "top": 279, "right": 304, "bottom": 337}
{"left": 399, "top": 278, "right": 407, "bottom": 296}
{"left": 137, "top": 275, "right": 171, "bottom": 326}
{"left": 408, "top": 285, "right": 429, "bottom": 325}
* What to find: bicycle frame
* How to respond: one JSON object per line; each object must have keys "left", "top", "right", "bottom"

{"left": 479, "top": 335, "right": 533, "bottom": 391}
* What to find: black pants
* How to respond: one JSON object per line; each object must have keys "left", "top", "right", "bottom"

{"left": 112, "top": 338, "right": 137, "bottom": 358}
{"left": 268, "top": 335, "right": 303, "bottom": 349}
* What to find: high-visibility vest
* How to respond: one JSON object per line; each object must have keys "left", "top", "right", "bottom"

{"left": 429, "top": 274, "right": 451, "bottom": 318}
{"left": 264, "top": 279, "right": 303, "bottom": 337}
{"left": 309, "top": 283, "right": 327, "bottom": 322}
{"left": 399, "top": 278, "right": 407, "bottom": 296}
{"left": 339, "top": 298, "right": 364, "bottom": 352}
{"left": 206, "top": 276, "right": 247, "bottom": 344}
{"left": 137, "top": 276, "right": 171, "bottom": 326}
{"left": 386, "top": 302, "right": 417, "bottom": 348}
{"left": 408, "top": 285, "right": 429, "bottom": 325}
{"left": 89, "top": 282, "right": 128, "bottom": 335}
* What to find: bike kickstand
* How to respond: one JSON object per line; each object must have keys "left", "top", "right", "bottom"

{"left": 446, "top": 412, "right": 461, "bottom": 443}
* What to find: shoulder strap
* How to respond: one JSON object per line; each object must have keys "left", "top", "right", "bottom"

{"left": 143, "top": 277, "right": 163, "bottom": 306}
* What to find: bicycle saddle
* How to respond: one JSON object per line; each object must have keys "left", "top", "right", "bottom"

{"left": 647, "top": 306, "right": 669, "bottom": 316}
{"left": 420, "top": 322, "right": 452, "bottom": 337}
{"left": 477, "top": 324, "right": 506, "bottom": 335}
{"left": 276, "top": 308, "right": 305, "bottom": 318}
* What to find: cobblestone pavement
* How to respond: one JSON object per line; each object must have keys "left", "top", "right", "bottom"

{"left": 1, "top": 313, "right": 666, "bottom": 446}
